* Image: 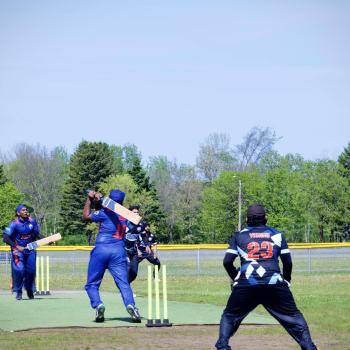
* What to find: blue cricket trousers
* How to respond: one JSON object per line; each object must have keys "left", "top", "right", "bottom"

{"left": 12, "top": 249, "right": 36, "bottom": 293}
{"left": 85, "top": 243, "right": 135, "bottom": 309}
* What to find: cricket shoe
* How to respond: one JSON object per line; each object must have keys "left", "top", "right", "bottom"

{"left": 27, "top": 290, "right": 34, "bottom": 299}
{"left": 127, "top": 304, "right": 141, "bottom": 323}
{"left": 95, "top": 303, "right": 105, "bottom": 323}
{"left": 15, "top": 292, "right": 22, "bottom": 300}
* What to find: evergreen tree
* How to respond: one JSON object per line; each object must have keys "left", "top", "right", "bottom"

{"left": 128, "top": 156, "right": 152, "bottom": 192}
{"left": 0, "top": 164, "right": 6, "bottom": 185}
{"left": 338, "top": 142, "right": 350, "bottom": 181}
{"left": 128, "top": 156, "right": 166, "bottom": 239}
{"left": 59, "top": 141, "right": 115, "bottom": 240}
{"left": 109, "top": 145, "right": 125, "bottom": 174}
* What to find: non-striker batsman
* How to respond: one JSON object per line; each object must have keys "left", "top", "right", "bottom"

{"left": 2, "top": 204, "right": 42, "bottom": 300}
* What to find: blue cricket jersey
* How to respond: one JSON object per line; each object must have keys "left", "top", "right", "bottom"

{"left": 3, "top": 217, "right": 40, "bottom": 249}
{"left": 90, "top": 208, "right": 127, "bottom": 245}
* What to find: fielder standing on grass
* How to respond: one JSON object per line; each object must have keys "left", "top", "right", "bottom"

{"left": 83, "top": 189, "right": 141, "bottom": 323}
{"left": 2, "top": 204, "right": 42, "bottom": 300}
{"left": 215, "top": 204, "right": 319, "bottom": 350}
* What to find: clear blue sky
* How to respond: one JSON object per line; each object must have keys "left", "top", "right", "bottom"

{"left": 1, "top": 0, "right": 349, "bottom": 164}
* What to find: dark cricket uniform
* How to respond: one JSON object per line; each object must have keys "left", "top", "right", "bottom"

{"left": 127, "top": 229, "right": 161, "bottom": 283}
{"left": 125, "top": 220, "right": 144, "bottom": 260}
{"left": 216, "top": 225, "right": 318, "bottom": 350}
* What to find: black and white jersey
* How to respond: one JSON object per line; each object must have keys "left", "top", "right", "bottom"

{"left": 227, "top": 225, "right": 291, "bottom": 286}
{"left": 138, "top": 232, "right": 157, "bottom": 252}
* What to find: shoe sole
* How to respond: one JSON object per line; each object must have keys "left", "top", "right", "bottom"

{"left": 127, "top": 306, "right": 141, "bottom": 323}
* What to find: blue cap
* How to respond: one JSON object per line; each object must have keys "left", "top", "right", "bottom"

{"left": 109, "top": 189, "right": 125, "bottom": 204}
{"left": 15, "top": 204, "right": 27, "bottom": 214}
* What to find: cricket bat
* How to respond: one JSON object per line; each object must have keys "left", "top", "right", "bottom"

{"left": 26, "top": 233, "right": 62, "bottom": 250}
{"left": 102, "top": 197, "right": 142, "bottom": 225}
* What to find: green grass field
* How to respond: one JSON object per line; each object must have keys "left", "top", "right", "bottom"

{"left": 1, "top": 251, "right": 349, "bottom": 349}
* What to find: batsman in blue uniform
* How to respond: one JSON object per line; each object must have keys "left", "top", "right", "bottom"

{"left": 215, "top": 204, "right": 319, "bottom": 350}
{"left": 2, "top": 204, "right": 42, "bottom": 300}
{"left": 83, "top": 189, "right": 141, "bottom": 323}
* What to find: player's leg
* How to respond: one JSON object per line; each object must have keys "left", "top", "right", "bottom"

{"left": 108, "top": 247, "right": 141, "bottom": 322}
{"left": 11, "top": 250, "right": 25, "bottom": 300}
{"left": 146, "top": 255, "right": 161, "bottom": 279}
{"left": 216, "top": 286, "right": 259, "bottom": 350}
{"left": 23, "top": 251, "right": 36, "bottom": 299}
{"left": 146, "top": 255, "right": 161, "bottom": 273}
{"left": 263, "top": 284, "right": 318, "bottom": 350}
{"left": 128, "top": 255, "right": 142, "bottom": 283}
{"left": 85, "top": 246, "right": 108, "bottom": 309}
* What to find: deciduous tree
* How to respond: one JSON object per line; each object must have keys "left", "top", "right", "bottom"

{"left": 235, "top": 127, "right": 280, "bottom": 170}
{"left": 7, "top": 144, "right": 68, "bottom": 233}
{"left": 196, "top": 133, "right": 237, "bottom": 182}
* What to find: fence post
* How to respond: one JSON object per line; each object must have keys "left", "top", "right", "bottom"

{"left": 196, "top": 248, "right": 200, "bottom": 275}
{"left": 308, "top": 249, "right": 311, "bottom": 273}
{"left": 73, "top": 251, "right": 76, "bottom": 275}
{"left": 5, "top": 252, "right": 9, "bottom": 276}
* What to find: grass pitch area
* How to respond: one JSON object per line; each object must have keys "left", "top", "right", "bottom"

{"left": 0, "top": 249, "right": 349, "bottom": 349}
{"left": 0, "top": 290, "right": 275, "bottom": 331}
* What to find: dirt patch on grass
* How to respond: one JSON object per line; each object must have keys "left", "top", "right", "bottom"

{"left": 3, "top": 325, "right": 344, "bottom": 350}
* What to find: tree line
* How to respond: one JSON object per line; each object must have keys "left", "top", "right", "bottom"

{"left": 1, "top": 127, "right": 349, "bottom": 244}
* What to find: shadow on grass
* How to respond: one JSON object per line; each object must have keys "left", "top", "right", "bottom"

{"left": 104, "top": 317, "right": 143, "bottom": 323}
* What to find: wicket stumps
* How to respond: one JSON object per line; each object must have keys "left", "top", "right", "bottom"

{"left": 146, "top": 264, "right": 172, "bottom": 327}
{"left": 35, "top": 255, "right": 51, "bottom": 295}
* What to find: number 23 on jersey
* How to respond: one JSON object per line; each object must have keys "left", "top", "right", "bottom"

{"left": 247, "top": 241, "right": 273, "bottom": 259}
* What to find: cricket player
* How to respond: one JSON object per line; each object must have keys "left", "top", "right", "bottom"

{"left": 125, "top": 205, "right": 144, "bottom": 261}
{"left": 215, "top": 204, "right": 319, "bottom": 350}
{"left": 2, "top": 204, "right": 42, "bottom": 300}
{"left": 127, "top": 222, "right": 161, "bottom": 283}
{"left": 83, "top": 189, "right": 141, "bottom": 323}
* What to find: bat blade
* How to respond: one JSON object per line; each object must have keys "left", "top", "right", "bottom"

{"left": 27, "top": 233, "right": 62, "bottom": 250}
{"left": 102, "top": 197, "right": 142, "bottom": 225}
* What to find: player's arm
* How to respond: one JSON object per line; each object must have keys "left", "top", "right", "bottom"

{"left": 223, "top": 253, "right": 238, "bottom": 281}
{"left": 223, "top": 234, "right": 239, "bottom": 281}
{"left": 83, "top": 191, "right": 98, "bottom": 221}
{"left": 127, "top": 221, "right": 144, "bottom": 235}
{"left": 150, "top": 234, "right": 158, "bottom": 257}
{"left": 280, "top": 234, "right": 292, "bottom": 283}
{"left": 2, "top": 231, "right": 16, "bottom": 248}
{"left": 2, "top": 223, "right": 17, "bottom": 248}
{"left": 136, "top": 236, "right": 144, "bottom": 256}
{"left": 83, "top": 191, "right": 104, "bottom": 222}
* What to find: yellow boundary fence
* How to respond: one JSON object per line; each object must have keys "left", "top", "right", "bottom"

{"left": 1, "top": 242, "right": 350, "bottom": 252}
